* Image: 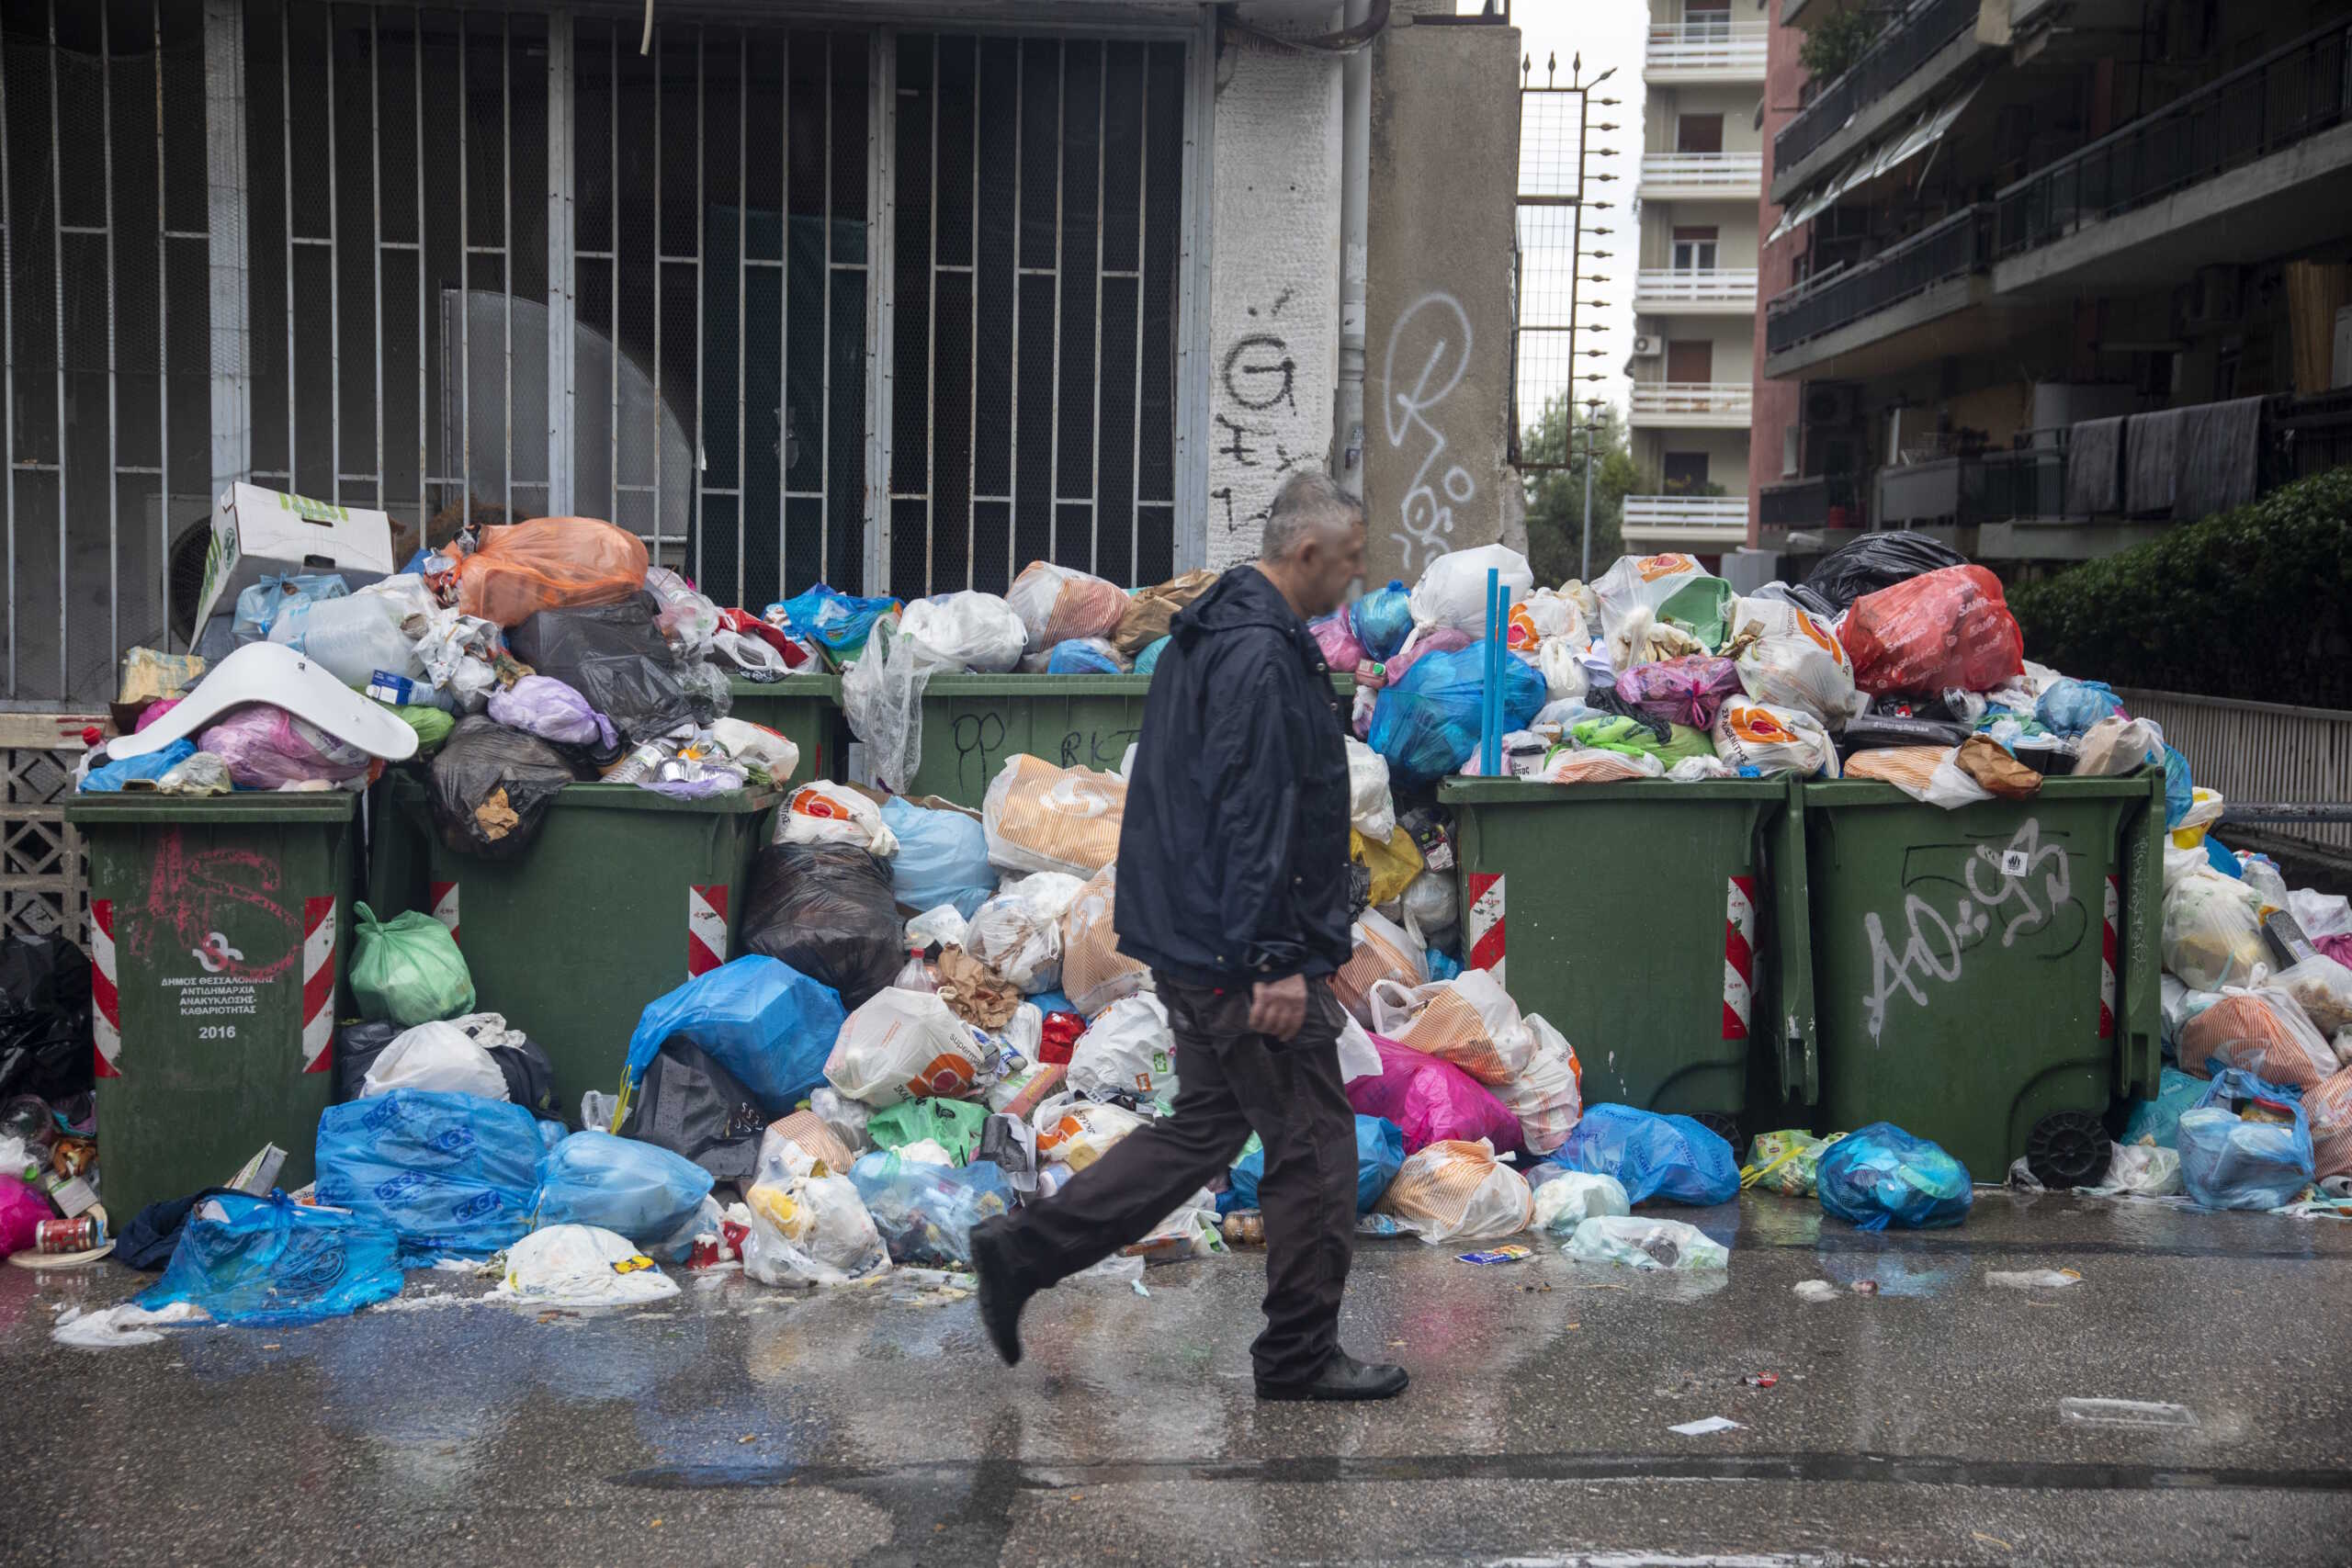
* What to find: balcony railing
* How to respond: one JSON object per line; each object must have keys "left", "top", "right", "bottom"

{"left": 1645, "top": 22, "right": 1769, "bottom": 77}
{"left": 1638, "top": 152, "right": 1765, "bottom": 197}
{"left": 1994, "top": 21, "right": 2351, "bottom": 261}
{"left": 1629, "top": 382, "right": 1754, "bottom": 423}
{"left": 1633, "top": 268, "right": 1760, "bottom": 307}
{"left": 1759, "top": 475, "right": 1846, "bottom": 529}
{"left": 1774, "top": 0, "right": 1981, "bottom": 175}
{"left": 1874, "top": 447, "right": 2070, "bottom": 527}
{"left": 1764, "top": 204, "right": 1989, "bottom": 356}
{"left": 1623, "top": 494, "right": 1749, "bottom": 540}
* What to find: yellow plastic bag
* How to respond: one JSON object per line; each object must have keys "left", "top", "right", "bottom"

{"left": 1351, "top": 827, "right": 1424, "bottom": 908}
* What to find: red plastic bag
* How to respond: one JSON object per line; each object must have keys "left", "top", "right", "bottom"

{"left": 1613, "top": 655, "right": 1742, "bottom": 730}
{"left": 1345, "top": 1034, "right": 1523, "bottom": 1156}
{"left": 1838, "top": 565, "right": 2023, "bottom": 696}
{"left": 455, "top": 517, "right": 650, "bottom": 626}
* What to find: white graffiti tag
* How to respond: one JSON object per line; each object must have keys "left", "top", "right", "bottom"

{"left": 1380, "top": 293, "right": 1475, "bottom": 571}
{"left": 1860, "top": 820, "right": 2071, "bottom": 1040}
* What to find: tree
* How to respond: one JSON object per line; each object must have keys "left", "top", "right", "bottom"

{"left": 1521, "top": 394, "right": 1637, "bottom": 586}
{"left": 1800, "top": 6, "right": 1889, "bottom": 85}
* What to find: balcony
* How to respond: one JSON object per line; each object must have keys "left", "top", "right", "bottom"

{"left": 1645, "top": 22, "right": 1769, "bottom": 84}
{"left": 1758, "top": 474, "right": 1861, "bottom": 530}
{"left": 1629, "top": 382, "right": 1754, "bottom": 429}
{"left": 1637, "top": 152, "right": 1765, "bottom": 202}
{"left": 1773, "top": 0, "right": 1983, "bottom": 188}
{"left": 1874, "top": 448, "right": 2070, "bottom": 529}
{"left": 1763, "top": 204, "right": 1990, "bottom": 364}
{"left": 1632, "top": 268, "right": 1759, "bottom": 314}
{"left": 1622, "top": 494, "right": 1750, "bottom": 551}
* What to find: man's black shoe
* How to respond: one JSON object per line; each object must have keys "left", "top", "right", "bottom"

{"left": 968, "top": 1218, "right": 1030, "bottom": 1367}
{"left": 1254, "top": 1351, "right": 1409, "bottom": 1402}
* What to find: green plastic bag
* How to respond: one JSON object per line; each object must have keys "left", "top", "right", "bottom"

{"left": 350, "top": 900, "right": 476, "bottom": 1026}
{"left": 866, "top": 1097, "right": 989, "bottom": 1166}
{"left": 1571, "top": 716, "right": 1715, "bottom": 767}
{"left": 389, "top": 704, "right": 457, "bottom": 755}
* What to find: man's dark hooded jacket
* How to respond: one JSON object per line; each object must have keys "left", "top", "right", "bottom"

{"left": 1114, "top": 564, "right": 1353, "bottom": 989}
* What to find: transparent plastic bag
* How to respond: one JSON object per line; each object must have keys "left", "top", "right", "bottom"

{"left": 880, "top": 796, "right": 995, "bottom": 918}
{"left": 824, "top": 987, "right": 990, "bottom": 1109}
{"left": 623, "top": 953, "right": 847, "bottom": 1117}
{"left": 1374, "top": 1138, "right": 1534, "bottom": 1244}
{"left": 900, "top": 590, "right": 1027, "bottom": 672}
{"left": 643, "top": 565, "right": 722, "bottom": 657}
{"left": 1498, "top": 1012, "right": 1583, "bottom": 1157}
{"left": 778, "top": 781, "right": 899, "bottom": 854}
{"left": 136, "top": 1193, "right": 402, "bottom": 1326}
{"left": 198, "top": 704, "right": 375, "bottom": 789}
{"left": 234, "top": 571, "right": 349, "bottom": 643}
{"left": 742, "top": 1170, "right": 889, "bottom": 1285}
{"left": 839, "top": 612, "right": 939, "bottom": 794}
{"left": 1066, "top": 994, "right": 1178, "bottom": 1104}
{"left": 2161, "top": 869, "right": 2269, "bottom": 991}
{"left": 350, "top": 901, "right": 476, "bottom": 1026}
{"left": 1006, "top": 560, "right": 1129, "bottom": 652}
{"left": 1059, "top": 865, "right": 1148, "bottom": 1016}
{"left": 1334, "top": 908, "right": 1427, "bottom": 1027}
{"left": 1225, "top": 1113, "right": 1403, "bottom": 1216}
{"left": 455, "top": 516, "right": 650, "bottom": 626}
{"left": 269, "top": 593, "right": 420, "bottom": 689}
{"left": 1815, "top": 1121, "right": 1973, "bottom": 1231}
{"left": 849, "top": 1149, "right": 1012, "bottom": 1267}
{"left": 531, "top": 1130, "right": 716, "bottom": 1248}
{"left": 1368, "top": 641, "right": 1547, "bottom": 785}
{"left": 1728, "top": 595, "right": 1861, "bottom": 726}
{"left": 1031, "top": 1092, "right": 1150, "bottom": 1168}
{"left": 487, "top": 674, "right": 618, "bottom": 751}
{"left": 2270, "top": 955, "right": 2352, "bottom": 1039}
{"left": 2177, "top": 988, "right": 2337, "bottom": 1090}
{"left": 1838, "top": 565, "right": 2023, "bottom": 696}
{"left": 1713, "top": 697, "right": 1840, "bottom": 779}
{"left": 2177, "top": 1069, "right": 2313, "bottom": 1210}
{"left": 1368, "top": 969, "right": 1536, "bottom": 1087}
{"left": 1045, "top": 637, "right": 1130, "bottom": 675}
{"left": 966, "top": 872, "right": 1084, "bottom": 993}
{"left": 982, "top": 755, "right": 1125, "bottom": 878}
{"left": 1566, "top": 1214, "right": 1727, "bottom": 1270}
{"left": 1528, "top": 1167, "right": 1629, "bottom": 1233}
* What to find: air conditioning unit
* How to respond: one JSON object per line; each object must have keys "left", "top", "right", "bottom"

{"left": 2177, "top": 265, "right": 2244, "bottom": 331}
{"left": 1631, "top": 333, "right": 1664, "bottom": 358}
{"left": 1804, "top": 383, "right": 1860, "bottom": 426}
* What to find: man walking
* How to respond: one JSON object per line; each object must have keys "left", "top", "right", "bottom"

{"left": 970, "top": 471, "right": 1407, "bottom": 1403}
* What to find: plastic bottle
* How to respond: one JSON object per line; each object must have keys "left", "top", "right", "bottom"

{"left": 603, "top": 739, "right": 675, "bottom": 785}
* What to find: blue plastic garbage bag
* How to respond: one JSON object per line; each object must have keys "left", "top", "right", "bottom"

{"left": 880, "top": 797, "right": 995, "bottom": 919}
{"left": 532, "top": 1129, "right": 715, "bottom": 1247}
{"left": 1221, "top": 1114, "right": 1403, "bottom": 1216}
{"left": 79, "top": 739, "right": 197, "bottom": 793}
{"left": 849, "top": 1150, "right": 1012, "bottom": 1267}
{"left": 624, "top": 954, "right": 845, "bottom": 1115}
{"left": 1044, "top": 637, "right": 1125, "bottom": 675}
{"left": 136, "top": 1191, "right": 402, "bottom": 1326}
{"left": 2177, "top": 1069, "right": 2313, "bottom": 1211}
{"left": 768, "top": 584, "right": 898, "bottom": 662}
{"left": 1134, "top": 636, "right": 1170, "bottom": 675}
{"left": 233, "top": 571, "right": 350, "bottom": 644}
{"left": 2121, "top": 1066, "right": 2205, "bottom": 1151}
{"left": 314, "top": 1089, "right": 544, "bottom": 1260}
{"left": 1027, "top": 987, "right": 1077, "bottom": 1020}
{"left": 1368, "top": 641, "right": 1545, "bottom": 785}
{"left": 1424, "top": 947, "right": 1464, "bottom": 982}
{"left": 1554, "top": 1104, "right": 1740, "bottom": 1206}
{"left": 2034, "top": 678, "right": 2123, "bottom": 737}
{"left": 1351, "top": 580, "right": 1414, "bottom": 662}
{"left": 2163, "top": 746, "right": 2194, "bottom": 828}
{"left": 1816, "top": 1122, "right": 1973, "bottom": 1232}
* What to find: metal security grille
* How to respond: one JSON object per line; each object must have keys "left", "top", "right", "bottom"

{"left": 884, "top": 34, "right": 1185, "bottom": 600}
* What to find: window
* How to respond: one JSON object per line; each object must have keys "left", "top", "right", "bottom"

{"left": 1677, "top": 114, "right": 1724, "bottom": 155}
{"left": 1672, "top": 225, "right": 1720, "bottom": 271}
{"left": 1684, "top": 0, "right": 1732, "bottom": 39}
{"left": 1662, "top": 452, "right": 1711, "bottom": 493}
{"left": 1665, "top": 340, "right": 1714, "bottom": 383}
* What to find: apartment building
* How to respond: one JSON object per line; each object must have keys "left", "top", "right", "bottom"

{"left": 1753, "top": 0, "right": 2352, "bottom": 570}
{"left": 1623, "top": 0, "right": 1769, "bottom": 562}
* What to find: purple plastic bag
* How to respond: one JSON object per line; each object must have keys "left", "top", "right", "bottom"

{"left": 1345, "top": 1035, "right": 1523, "bottom": 1156}
{"left": 1310, "top": 612, "right": 1366, "bottom": 671}
{"left": 487, "top": 674, "right": 619, "bottom": 751}
{"left": 198, "top": 704, "right": 375, "bottom": 789}
{"left": 1614, "top": 655, "right": 1742, "bottom": 730}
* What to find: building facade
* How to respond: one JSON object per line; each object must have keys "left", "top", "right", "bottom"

{"left": 1623, "top": 0, "right": 1767, "bottom": 562}
{"left": 1751, "top": 0, "right": 2352, "bottom": 573}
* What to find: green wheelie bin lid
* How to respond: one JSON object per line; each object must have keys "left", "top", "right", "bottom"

{"left": 64, "top": 792, "right": 361, "bottom": 1220}
{"left": 1437, "top": 776, "right": 1814, "bottom": 1145}
{"left": 1787, "top": 769, "right": 2165, "bottom": 1188}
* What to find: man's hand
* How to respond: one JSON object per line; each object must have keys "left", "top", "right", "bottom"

{"left": 1249, "top": 973, "right": 1309, "bottom": 1041}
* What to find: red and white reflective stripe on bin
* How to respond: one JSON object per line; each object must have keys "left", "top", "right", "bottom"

{"left": 302, "top": 897, "right": 337, "bottom": 1073}
{"left": 688, "top": 884, "right": 729, "bottom": 977}
{"left": 429, "top": 880, "right": 460, "bottom": 942}
{"left": 1723, "top": 874, "right": 1755, "bottom": 1042}
{"left": 1464, "top": 872, "right": 1506, "bottom": 991}
{"left": 91, "top": 898, "right": 122, "bottom": 1079}
{"left": 2098, "top": 874, "right": 2119, "bottom": 1039}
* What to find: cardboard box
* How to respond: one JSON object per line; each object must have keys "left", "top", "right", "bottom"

{"left": 193, "top": 484, "right": 398, "bottom": 635}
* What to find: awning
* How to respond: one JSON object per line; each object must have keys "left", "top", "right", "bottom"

{"left": 1766, "top": 80, "right": 1984, "bottom": 244}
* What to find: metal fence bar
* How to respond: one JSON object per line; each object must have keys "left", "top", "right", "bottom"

{"left": 101, "top": 5, "right": 121, "bottom": 660}
{"left": 1128, "top": 51, "right": 1148, "bottom": 585}
{"left": 3, "top": 20, "right": 12, "bottom": 693}
{"left": 1006, "top": 41, "right": 1023, "bottom": 587}
{"left": 963, "top": 37, "right": 980, "bottom": 590}
{"left": 606, "top": 26, "right": 617, "bottom": 525}
{"left": 1046, "top": 42, "right": 1063, "bottom": 564}
{"left": 2116, "top": 687, "right": 2352, "bottom": 857}
{"left": 154, "top": 0, "right": 171, "bottom": 637}
{"left": 370, "top": 6, "right": 384, "bottom": 520}
{"left": 48, "top": 0, "right": 69, "bottom": 680}
{"left": 458, "top": 18, "right": 470, "bottom": 527}
{"left": 1087, "top": 51, "right": 1105, "bottom": 571}
{"left": 775, "top": 28, "right": 787, "bottom": 580}
{"left": 692, "top": 24, "right": 706, "bottom": 588}
{"left": 502, "top": 14, "right": 514, "bottom": 518}
{"left": 733, "top": 28, "right": 746, "bottom": 603}
{"left": 413, "top": 15, "right": 424, "bottom": 528}
{"left": 326, "top": 5, "right": 342, "bottom": 504}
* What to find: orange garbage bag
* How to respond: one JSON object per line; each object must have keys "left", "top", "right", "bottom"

{"left": 456, "top": 517, "right": 650, "bottom": 626}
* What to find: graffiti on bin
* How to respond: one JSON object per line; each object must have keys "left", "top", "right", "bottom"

{"left": 948, "top": 710, "right": 1138, "bottom": 795}
{"left": 130, "top": 825, "right": 300, "bottom": 983}
{"left": 1860, "top": 818, "right": 2086, "bottom": 1040}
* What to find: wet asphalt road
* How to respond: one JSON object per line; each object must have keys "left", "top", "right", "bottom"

{"left": 5, "top": 1190, "right": 2348, "bottom": 1567}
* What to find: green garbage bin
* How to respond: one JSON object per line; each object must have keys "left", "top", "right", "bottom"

{"left": 726, "top": 674, "right": 845, "bottom": 789}
{"left": 1438, "top": 778, "right": 1813, "bottom": 1144}
{"left": 901, "top": 672, "right": 1355, "bottom": 808}
{"left": 395, "top": 777, "right": 779, "bottom": 1120}
{"left": 65, "top": 793, "right": 359, "bottom": 1220}
{"left": 1787, "top": 771, "right": 2165, "bottom": 1188}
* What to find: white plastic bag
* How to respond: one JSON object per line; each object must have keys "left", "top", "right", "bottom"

{"left": 1369, "top": 968, "right": 1538, "bottom": 1086}
{"left": 495, "top": 1224, "right": 680, "bottom": 1307}
{"left": 2271, "top": 954, "right": 2352, "bottom": 1038}
{"left": 906, "top": 904, "right": 971, "bottom": 951}
{"left": 360, "top": 1021, "right": 509, "bottom": 1101}
{"left": 1375, "top": 1137, "right": 1535, "bottom": 1244}
{"left": 1345, "top": 738, "right": 1396, "bottom": 843}
{"left": 1566, "top": 1214, "right": 1728, "bottom": 1270}
{"left": 1408, "top": 544, "right": 1534, "bottom": 637}
{"left": 644, "top": 566, "right": 722, "bottom": 657}
{"left": 965, "top": 872, "right": 1085, "bottom": 993}
{"left": 1506, "top": 587, "right": 1586, "bottom": 654}
{"left": 777, "top": 781, "right": 899, "bottom": 854}
{"left": 2075, "top": 716, "right": 2167, "bottom": 777}
{"left": 1125, "top": 1190, "right": 1228, "bottom": 1264}
{"left": 710, "top": 717, "right": 800, "bottom": 779}
{"left": 1500, "top": 1012, "right": 1584, "bottom": 1156}
{"left": 1530, "top": 1168, "right": 1629, "bottom": 1233}
{"left": 1031, "top": 1093, "right": 1150, "bottom": 1168}
{"left": 1334, "top": 907, "right": 1427, "bottom": 1028}
{"left": 1066, "top": 994, "right": 1178, "bottom": 1103}
{"left": 2160, "top": 869, "right": 2269, "bottom": 991}
{"left": 742, "top": 1171, "right": 890, "bottom": 1286}
{"left": 1667, "top": 754, "right": 1736, "bottom": 782}
{"left": 1713, "top": 697, "right": 1841, "bottom": 779}
{"left": 269, "top": 593, "right": 421, "bottom": 690}
{"left": 1728, "top": 596, "right": 1862, "bottom": 726}
{"left": 1336, "top": 1010, "right": 1384, "bottom": 1083}
{"left": 1397, "top": 866, "right": 1459, "bottom": 948}
{"left": 2091, "top": 1143, "right": 2184, "bottom": 1198}
{"left": 981, "top": 755, "right": 1125, "bottom": 878}
{"left": 823, "top": 988, "right": 991, "bottom": 1109}
{"left": 810, "top": 1087, "right": 875, "bottom": 1154}
{"left": 1537, "top": 637, "right": 1589, "bottom": 703}
{"left": 900, "top": 590, "right": 1028, "bottom": 672}
{"left": 2290, "top": 888, "right": 2352, "bottom": 941}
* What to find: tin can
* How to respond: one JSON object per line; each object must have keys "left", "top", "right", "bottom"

{"left": 36, "top": 1213, "right": 105, "bottom": 1254}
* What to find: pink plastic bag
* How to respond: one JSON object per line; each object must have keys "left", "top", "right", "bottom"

{"left": 134, "top": 697, "right": 182, "bottom": 733}
{"left": 1386, "top": 627, "right": 1473, "bottom": 683}
{"left": 198, "top": 704, "right": 375, "bottom": 789}
{"left": 1614, "top": 655, "right": 1742, "bottom": 730}
{"left": 0, "top": 1175, "right": 49, "bottom": 1255}
{"left": 2317, "top": 932, "right": 2352, "bottom": 970}
{"left": 1345, "top": 1034, "right": 1523, "bottom": 1156}
{"left": 1311, "top": 612, "right": 1366, "bottom": 671}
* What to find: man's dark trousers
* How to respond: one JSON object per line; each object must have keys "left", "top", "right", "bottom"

{"left": 986, "top": 972, "right": 1358, "bottom": 1385}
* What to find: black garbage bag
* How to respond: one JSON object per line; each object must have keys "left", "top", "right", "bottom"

{"left": 333, "top": 1020, "right": 401, "bottom": 1103}
{"left": 427, "top": 715, "right": 587, "bottom": 862}
{"left": 618, "top": 1039, "right": 769, "bottom": 1183}
{"left": 1836, "top": 716, "right": 1975, "bottom": 754}
{"left": 505, "top": 592, "right": 693, "bottom": 745}
{"left": 1748, "top": 579, "right": 1839, "bottom": 619}
{"left": 0, "top": 934, "right": 94, "bottom": 1102}
{"left": 487, "top": 1034, "right": 559, "bottom": 1120}
{"left": 1578, "top": 684, "right": 1675, "bottom": 746}
{"left": 741, "top": 842, "right": 903, "bottom": 1010}
{"left": 1802, "top": 531, "right": 1970, "bottom": 613}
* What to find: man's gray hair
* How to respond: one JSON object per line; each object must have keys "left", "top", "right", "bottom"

{"left": 1261, "top": 470, "right": 1364, "bottom": 562}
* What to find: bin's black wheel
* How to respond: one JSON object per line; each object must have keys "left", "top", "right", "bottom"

{"left": 1691, "top": 1111, "right": 1743, "bottom": 1152}
{"left": 2027, "top": 1111, "right": 2110, "bottom": 1190}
